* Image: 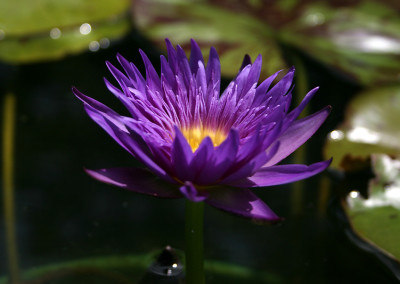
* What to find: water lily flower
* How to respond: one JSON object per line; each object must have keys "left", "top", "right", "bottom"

{"left": 73, "top": 39, "right": 331, "bottom": 222}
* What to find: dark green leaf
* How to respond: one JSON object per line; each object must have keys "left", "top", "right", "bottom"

{"left": 280, "top": 2, "right": 400, "bottom": 85}
{"left": 132, "top": 0, "right": 287, "bottom": 78}
{"left": 0, "top": 0, "right": 131, "bottom": 63}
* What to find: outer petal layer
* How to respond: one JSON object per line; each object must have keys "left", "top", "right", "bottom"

{"left": 205, "top": 187, "right": 282, "bottom": 222}
{"left": 233, "top": 159, "right": 332, "bottom": 188}
{"left": 264, "top": 106, "right": 331, "bottom": 166}
{"left": 85, "top": 167, "right": 181, "bottom": 198}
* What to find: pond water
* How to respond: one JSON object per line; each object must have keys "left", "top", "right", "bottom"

{"left": 0, "top": 32, "right": 398, "bottom": 283}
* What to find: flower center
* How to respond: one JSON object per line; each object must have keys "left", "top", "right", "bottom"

{"left": 181, "top": 127, "right": 227, "bottom": 152}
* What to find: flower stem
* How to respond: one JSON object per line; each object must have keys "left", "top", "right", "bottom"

{"left": 185, "top": 200, "right": 205, "bottom": 284}
{"left": 2, "top": 93, "right": 20, "bottom": 283}
{"left": 290, "top": 55, "right": 308, "bottom": 217}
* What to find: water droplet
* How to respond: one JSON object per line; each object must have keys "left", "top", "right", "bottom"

{"left": 100, "top": 38, "right": 110, "bottom": 49}
{"left": 79, "top": 23, "right": 91, "bottom": 35}
{"left": 49, "top": 28, "right": 61, "bottom": 39}
{"left": 350, "top": 191, "right": 359, "bottom": 198}
{"left": 89, "top": 41, "right": 100, "bottom": 52}
{"left": 328, "top": 130, "right": 344, "bottom": 141}
{"left": 148, "top": 246, "right": 183, "bottom": 277}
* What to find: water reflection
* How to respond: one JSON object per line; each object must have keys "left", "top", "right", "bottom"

{"left": 334, "top": 31, "right": 400, "bottom": 54}
{"left": 347, "top": 126, "right": 380, "bottom": 144}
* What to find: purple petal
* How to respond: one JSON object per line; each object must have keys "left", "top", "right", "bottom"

{"left": 160, "top": 55, "right": 177, "bottom": 91}
{"left": 267, "top": 67, "right": 294, "bottom": 105}
{"left": 74, "top": 88, "right": 171, "bottom": 180}
{"left": 205, "top": 46, "right": 221, "bottom": 93}
{"left": 252, "top": 70, "right": 281, "bottom": 107}
{"left": 264, "top": 106, "right": 331, "bottom": 166}
{"left": 190, "top": 137, "right": 214, "bottom": 183}
{"left": 206, "top": 187, "right": 282, "bottom": 222}
{"left": 165, "top": 38, "right": 178, "bottom": 74}
{"left": 176, "top": 45, "right": 192, "bottom": 88}
{"left": 105, "top": 61, "right": 132, "bottom": 89}
{"left": 189, "top": 39, "right": 204, "bottom": 74}
{"left": 102, "top": 117, "right": 173, "bottom": 181}
{"left": 195, "top": 129, "right": 239, "bottom": 184}
{"left": 285, "top": 87, "right": 319, "bottom": 123}
{"left": 103, "top": 78, "right": 139, "bottom": 118}
{"left": 243, "top": 54, "right": 262, "bottom": 94}
{"left": 180, "top": 181, "right": 209, "bottom": 202}
{"left": 220, "top": 152, "right": 269, "bottom": 184}
{"left": 86, "top": 167, "right": 180, "bottom": 198}
{"left": 233, "top": 159, "right": 332, "bottom": 188}
{"left": 116, "top": 53, "right": 135, "bottom": 78}
{"left": 139, "top": 49, "right": 162, "bottom": 93}
{"left": 239, "top": 54, "right": 252, "bottom": 71}
{"left": 171, "top": 126, "right": 194, "bottom": 181}
{"left": 116, "top": 57, "right": 147, "bottom": 95}
{"left": 73, "top": 87, "right": 120, "bottom": 118}
{"left": 73, "top": 87, "right": 132, "bottom": 152}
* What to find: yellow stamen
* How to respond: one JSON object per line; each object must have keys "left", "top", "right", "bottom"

{"left": 181, "top": 127, "right": 227, "bottom": 152}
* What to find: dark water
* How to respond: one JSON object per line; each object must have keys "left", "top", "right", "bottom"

{"left": 0, "top": 31, "right": 398, "bottom": 283}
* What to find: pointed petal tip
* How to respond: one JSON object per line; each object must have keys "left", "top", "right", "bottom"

{"left": 320, "top": 105, "right": 332, "bottom": 116}
{"left": 205, "top": 187, "right": 283, "bottom": 223}
{"left": 72, "top": 87, "right": 87, "bottom": 100}
{"left": 116, "top": 53, "right": 127, "bottom": 63}
{"left": 138, "top": 48, "right": 145, "bottom": 57}
{"left": 105, "top": 60, "right": 114, "bottom": 71}
{"left": 239, "top": 54, "right": 252, "bottom": 71}
{"left": 209, "top": 46, "right": 218, "bottom": 56}
{"left": 84, "top": 167, "right": 181, "bottom": 198}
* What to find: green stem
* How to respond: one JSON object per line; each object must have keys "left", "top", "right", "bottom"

{"left": 185, "top": 200, "right": 205, "bottom": 284}
{"left": 2, "top": 93, "right": 20, "bottom": 283}
{"left": 290, "top": 55, "right": 309, "bottom": 217}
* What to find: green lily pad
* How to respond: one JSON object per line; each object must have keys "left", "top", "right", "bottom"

{"left": 0, "top": 252, "right": 283, "bottom": 284}
{"left": 280, "top": 1, "right": 400, "bottom": 85}
{"left": 132, "top": 0, "right": 286, "bottom": 79}
{"left": 0, "top": 0, "right": 131, "bottom": 64}
{"left": 324, "top": 85, "right": 400, "bottom": 170}
{"left": 344, "top": 154, "right": 400, "bottom": 261}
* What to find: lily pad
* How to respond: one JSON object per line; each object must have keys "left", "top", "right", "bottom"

{"left": 280, "top": 1, "right": 400, "bottom": 85}
{"left": 344, "top": 154, "right": 400, "bottom": 262}
{"left": 132, "top": 0, "right": 286, "bottom": 79}
{"left": 324, "top": 85, "right": 400, "bottom": 170}
{"left": 0, "top": 252, "right": 283, "bottom": 284}
{"left": 0, "top": 0, "right": 131, "bottom": 64}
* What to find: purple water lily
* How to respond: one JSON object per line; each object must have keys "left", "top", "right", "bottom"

{"left": 73, "top": 39, "right": 331, "bottom": 222}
